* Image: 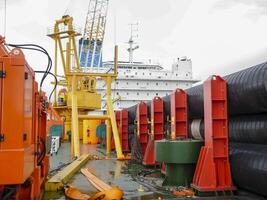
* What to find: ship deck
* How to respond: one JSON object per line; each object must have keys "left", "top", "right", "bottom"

{"left": 43, "top": 142, "right": 266, "bottom": 200}
{"left": 43, "top": 143, "right": 159, "bottom": 199}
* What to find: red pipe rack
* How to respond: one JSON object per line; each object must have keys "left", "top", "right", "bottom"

{"left": 143, "top": 96, "right": 164, "bottom": 166}
{"left": 192, "top": 75, "right": 235, "bottom": 192}
{"left": 115, "top": 111, "right": 121, "bottom": 131}
{"left": 136, "top": 102, "right": 149, "bottom": 154}
{"left": 151, "top": 96, "right": 164, "bottom": 140}
{"left": 170, "top": 89, "right": 188, "bottom": 139}
{"left": 158, "top": 89, "right": 188, "bottom": 174}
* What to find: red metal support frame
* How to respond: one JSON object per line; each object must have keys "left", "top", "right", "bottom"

{"left": 170, "top": 89, "right": 188, "bottom": 139}
{"left": 192, "top": 75, "right": 235, "bottom": 192}
{"left": 115, "top": 111, "right": 121, "bottom": 136}
{"left": 143, "top": 96, "right": 164, "bottom": 166}
{"left": 120, "top": 109, "right": 129, "bottom": 151}
{"left": 136, "top": 101, "right": 149, "bottom": 154}
{"left": 151, "top": 97, "right": 164, "bottom": 140}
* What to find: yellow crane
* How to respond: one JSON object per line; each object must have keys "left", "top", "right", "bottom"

{"left": 47, "top": 1, "right": 124, "bottom": 159}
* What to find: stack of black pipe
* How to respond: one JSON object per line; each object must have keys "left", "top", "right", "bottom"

{"left": 128, "top": 105, "right": 137, "bottom": 125}
{"left": 186, "top": 62, "right": 267, "bottom": 197}
{"left": 127, "top": 104, "right": 149, "bottom": 162}
{"left": 125, "top": 62, "right": 267, "bottom": 197}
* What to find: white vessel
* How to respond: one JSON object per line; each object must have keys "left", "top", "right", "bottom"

{"left": 96, "top": 35, "right": 199, "bottom": 110}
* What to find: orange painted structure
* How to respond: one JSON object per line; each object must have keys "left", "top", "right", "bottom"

{"left": 115, "top": 111, "right": 121, "bottom": 146}
{"left": 0, "top": 36, "right": 49, "bottom": 199}
{"left": 192, "top": 75, "right": 235, "bottom": 192}
{"left": 136, "top": 102, "right": 149, "bottom": 154}
{"left": 143, "top": 97, "right": 164, "bottom": 166}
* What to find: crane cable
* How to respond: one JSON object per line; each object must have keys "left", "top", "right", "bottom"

{"left": 5, "top": 43, "right": 57, "bottom": 102}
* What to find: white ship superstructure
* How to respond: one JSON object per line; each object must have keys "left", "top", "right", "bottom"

{"left": 95, "top": 28, "right": 199, "bottom": 110}
{"left": 95, "top": 57, "right": 198, "bottom": 110}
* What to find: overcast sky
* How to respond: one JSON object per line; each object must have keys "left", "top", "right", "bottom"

{"left": 1, "top": 0, "right": 267, "bottom": 93}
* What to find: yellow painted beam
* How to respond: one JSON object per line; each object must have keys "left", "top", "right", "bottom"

{"left": 71, "top": 34, "right": 80, "bottom": 69}
{"left": 71, "top": 76, "right": 80, "bottom": 157}
{"left": 50, "top": 82, "right": 67, "bottom": 86}
{"left": 44, "top": 154, "right": 90, "bottom": 191}
{"left": 54, "top": 39, "right": 58, "bottom": 105}
{"left": 114, "top": 45, "right": 118, "bottom": 75}
{"left": 106, "top": 119, "right": 111, "bottom": 157}
{"left": 66, "top": 72, "right": 117, "bottom": 78}
{"left": 105, "top": 76, "right": 123, "bottom": 159}
{"left": 83, "top": 120, "right": 89, "bottom": 144}
{"left": 79, "top": 115, "right": 110, "bottom": 120}
{"left": 113, "top": 96, "right": 121, "bottom": 103}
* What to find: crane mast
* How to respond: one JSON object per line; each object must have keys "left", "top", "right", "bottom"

{"left": 79, "top": 0, "right": 109, "bottom": 69}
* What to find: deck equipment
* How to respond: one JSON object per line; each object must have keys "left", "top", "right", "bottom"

{"left": 0, "top": 36, "right": 50, "bottom": 199}
{"left": 136, "top": 101, "right": 149, "bottom": 154}
{"left": 155, "top": 89, "right": 203, "bottom": 186}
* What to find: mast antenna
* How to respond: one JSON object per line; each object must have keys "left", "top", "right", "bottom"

{"left": 127, "top": 22, "right": 139, "bottom": 64}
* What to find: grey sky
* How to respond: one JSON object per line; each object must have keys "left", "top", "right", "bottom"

{"left": 1, "top": 0, "right": 267, "bottom": 94}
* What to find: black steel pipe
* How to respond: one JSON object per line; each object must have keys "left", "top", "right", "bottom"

{"left": 127, "top": 105, "right": 137, "bottom": 124}
{"left": 124, "top": 62, "right": 267, "bottom": 197}
{"left": 187, "top": 62, "right": 267, "bottom": 118}
{"left": 189, "top": 114, "right": 267, "bottom": 144}
{"left": 229, "top": 142, "right": 267, "bottom": 197}
{"left": 161, "top": 62, "right": 267, "bottom": 118}
{"left": 129, "top": 62, "right": 267, "bottom": 121}
{"left": 127, "top": 102, "right": 151, "bottom": 124}
{"left": 128, "top": 124, "right": 136, "bottom": 135}
{"left": 128, "top": 125, "right": 135, "bottom": 151}
{"left": 162, "top": 95, "right": 170, "bottom": 120}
